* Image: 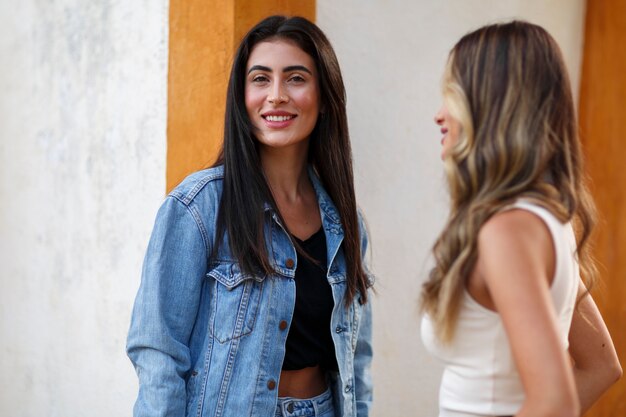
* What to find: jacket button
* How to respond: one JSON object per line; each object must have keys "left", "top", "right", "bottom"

{"left": 344, "top": 384, "right": 352, "bottom": 393}
{"left": 285, "top": 258, "right": 295, "bottom": 269}
{"left": 267, "top": 379, "right": 276, "bottom": 390}
{"left": 335, "top": 326, "right": 344, "bottom": 333}
{"left": 286, "top": 402, "right": 294, "bottom": 413}
{"left": 279, "top": 320, "right": 288, "bottom": 330}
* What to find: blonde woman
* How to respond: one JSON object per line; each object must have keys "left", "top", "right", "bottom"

{"left": 421, "top": 21, "right": 621, "bottom": 417}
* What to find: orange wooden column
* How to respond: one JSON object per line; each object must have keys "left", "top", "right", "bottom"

{"left": 579, "top": 0, "right": 626, "bottom": 415}
{"left": 167, "top": 0, "right": 315, "bottom": 192}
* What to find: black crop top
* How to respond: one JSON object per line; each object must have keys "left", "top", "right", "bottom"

{"left": 281, "top": 227, "right": 338, "bottom": 371}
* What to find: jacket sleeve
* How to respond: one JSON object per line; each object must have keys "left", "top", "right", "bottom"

{"left": 354, "top": 212, "right": 374, "bottom": 416}
{"left": 126, "top": 196, "right": 209, "bottom": 417}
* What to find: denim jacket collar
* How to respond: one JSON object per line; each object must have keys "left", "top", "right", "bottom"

{"left": 308, "top": 167, "right": 346, "bottom": 279}
{"left": 260, "top": 166, "right": 341, "bottom": 225}
{"left": 308, "top": 166, "right": 342, "bottom": 226}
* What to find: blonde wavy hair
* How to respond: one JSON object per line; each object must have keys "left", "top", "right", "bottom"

{"left": 421, "top": 21, "right": 597, "bottom": 343}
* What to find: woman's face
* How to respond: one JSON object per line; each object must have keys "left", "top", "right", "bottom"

{"left": 245, "top": 39, "right": 320, "bottom": 152}
{"left": 434, "top": 103, "right": 461, "bottom": 159}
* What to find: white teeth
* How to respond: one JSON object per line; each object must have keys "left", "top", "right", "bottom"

{"left": 265, "top": 115, "right": 293, "bottom": 122}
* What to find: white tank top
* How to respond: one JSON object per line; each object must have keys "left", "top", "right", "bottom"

{"left": 421, "top": 201, "right": 579, "bottom": 417}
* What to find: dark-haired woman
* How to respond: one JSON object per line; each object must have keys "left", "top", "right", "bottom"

{"left": 127, "top": 15, "right": 373, "bottom": 417}
{"left": 420, "top": 21, "right": 620, "bottom": 417}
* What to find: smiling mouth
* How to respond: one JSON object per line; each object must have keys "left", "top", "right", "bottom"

{"left": 263, "top": 115, "right": 296, "bottom": 122}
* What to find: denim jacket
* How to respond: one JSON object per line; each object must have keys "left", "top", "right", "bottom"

{"left": 127, "top": 166, "right": 373, "bottom": 417}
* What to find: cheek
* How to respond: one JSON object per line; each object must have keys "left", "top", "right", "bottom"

{"left": 450, "top": 123, "right": 461, "bottom": 145}
{"left": 245, "top": 89, "right": 263, "bottom": 115}
{"left": 293, "top": 88, "right": 320, "bottom": 114}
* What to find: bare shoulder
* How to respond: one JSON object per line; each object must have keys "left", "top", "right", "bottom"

{"left": 478, "top": 208, "right": 552, "bottom": 254}
{"left": 477, "top": 208, "right": 555, "bottom": 287}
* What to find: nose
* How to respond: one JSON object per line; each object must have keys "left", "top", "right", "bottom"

{"left": 268, "top": 83, "right": 288, "bottom": 104}
{"left": 434, "top": 107, "right": 445, "bottom": 125}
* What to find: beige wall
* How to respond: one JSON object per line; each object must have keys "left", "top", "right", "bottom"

{"left": 0, "top": 1, "right": 168, "bottom": 416}
{"left": 0, "top": 1, "right": 586, "bottom": 416}
{"left": 316, "top": 1, "right": 586, "bottom": 415}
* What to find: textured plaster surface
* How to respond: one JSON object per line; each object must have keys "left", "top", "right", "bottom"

{"left": 0, "top": 1, "right": 586, "bottom": 415}
{"left": 0, "top": 1, "right": 168, "bottom": 415}
{"left": 317, "top": 1, "right": 585, "bottom": 415}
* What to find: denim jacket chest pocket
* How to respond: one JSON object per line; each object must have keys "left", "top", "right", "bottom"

{"left": 207, "top": 261, "right": 265, "bottom": 344}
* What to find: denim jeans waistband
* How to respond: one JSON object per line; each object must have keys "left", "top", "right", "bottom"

{"left": 275, "top": 388, "right": 334, "bottom": 417}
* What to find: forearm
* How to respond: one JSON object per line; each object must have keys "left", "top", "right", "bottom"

{"left": 129, "top": 348, "right": 188, "bottom": 417}
{"left": 514, "top": 400, "right": 578, "bottom": 417}
{"left": 353, "top": 297, "right": 373, "bottom": 416}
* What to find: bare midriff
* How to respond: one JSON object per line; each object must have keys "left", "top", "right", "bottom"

{"left": 278, "top": 365, "right": 328, "bottom": 398}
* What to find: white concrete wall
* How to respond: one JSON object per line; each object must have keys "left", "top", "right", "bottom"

{"left": 0, "top": 1, "right": 585, "bottom": 416}
{"left": 317, "top": 1, "right": 585, "bottom": 416}
{"left": 0, "top": 1, "right": 168, "bottom": 416}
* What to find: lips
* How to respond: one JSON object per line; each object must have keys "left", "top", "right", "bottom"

{"left": 261, "top": 110, "right": 297, "bottom": 127}
{"left": 262, "top": 110, "right": 296, "bottom": 121}
{"left": 265, "top": 115, "right": 295, "bottom": 122}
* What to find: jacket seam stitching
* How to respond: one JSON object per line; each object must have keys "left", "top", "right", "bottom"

{"left": 174, "top": 170, "right": 224, "bottom": 205}
{"left": 169, "top": 195, "right": 210, "bottom": 255}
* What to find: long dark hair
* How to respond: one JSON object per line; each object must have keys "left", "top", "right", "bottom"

{"left": 213, "top": 15, "right": 369, "bottom": 305}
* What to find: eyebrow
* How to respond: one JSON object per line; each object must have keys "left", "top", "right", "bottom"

{"left": 247, "top": 65, "right": 312, "bottom": 75}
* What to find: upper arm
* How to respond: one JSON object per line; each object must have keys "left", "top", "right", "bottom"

{"left": 128, "top": 197, "right": 208, "bottom": 350}
{"left": 477, "top": 210, "right": 577, "bottom": 406}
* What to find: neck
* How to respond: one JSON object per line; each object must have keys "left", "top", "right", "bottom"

{"left": 260, "top": 144, "right": 311, "bottom": 203}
